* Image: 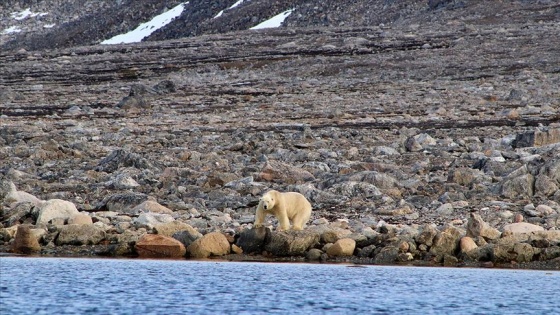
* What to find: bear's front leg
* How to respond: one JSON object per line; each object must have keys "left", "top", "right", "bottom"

{"left": 277, "top": 207, "right": 291, "bottom": 231}
{"left": 254, "top": 203, "right": 266, "bottom": 228}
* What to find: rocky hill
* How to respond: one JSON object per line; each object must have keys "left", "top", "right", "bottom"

{"left": 0, "top": 1, "right": 559, "bottom": 268}
{"left": 2, "top": 0, "right": 559, "bottom": 50}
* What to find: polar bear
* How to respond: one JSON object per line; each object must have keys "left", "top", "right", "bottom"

{"left": 254, "top": 190, "right": 312, "bottom": 231}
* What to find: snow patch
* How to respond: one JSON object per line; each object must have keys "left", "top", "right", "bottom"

{"left": 214, "top": 0, "right": 245, "bottom": 19}
{"left": 250, "top": 9, "right": 293, "bottom": 30}
{"left": 11, "top": 8, "right": 48, "bottom": 20}
{"left": 2, "top": 26, "right": 22, "bottom": 34}
{"left": 101, "top": 2, "right": 187, "bottom": 45}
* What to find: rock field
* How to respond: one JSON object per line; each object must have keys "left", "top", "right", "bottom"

{"left": 1, "top": 1, "right": 559, "bottom": 269}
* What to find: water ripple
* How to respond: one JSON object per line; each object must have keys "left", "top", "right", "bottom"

{"left": 0, "top": 257, "right": 558, "bottom": 314}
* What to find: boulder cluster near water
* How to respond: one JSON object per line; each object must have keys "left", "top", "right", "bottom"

{"left": 1, "top": 14, "right": 559, "bottom": 269}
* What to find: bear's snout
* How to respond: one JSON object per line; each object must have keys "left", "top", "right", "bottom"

{"left": 263, "top": 204, "right": 268, "bottom": 210}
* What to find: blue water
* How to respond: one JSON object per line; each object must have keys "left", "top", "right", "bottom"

{"left": 0, "top": 257, "right": 558, "bottom": 315}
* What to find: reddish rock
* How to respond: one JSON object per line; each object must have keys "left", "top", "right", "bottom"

{"left": 135, "top": 234, "right": 186, "bottom": 258}
{"left": 11, "top": 225, "right": 41, "bottom": 254}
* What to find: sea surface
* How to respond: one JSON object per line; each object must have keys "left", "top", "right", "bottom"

{"left": 0, "top": 256, "right": 558, "bottom": 314}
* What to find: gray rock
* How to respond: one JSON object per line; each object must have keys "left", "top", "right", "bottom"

{"left": 2, "top": 201, "right": 35, "bottom": 226}
{"left": 101, "top": 193, "right": 149, "bottom": 215}
{"left": 258, "top": 160, "right": 315, "bottom": 184}
{"left": 405, "top": 133, "right": 437, "bottom": 152}
{"left": 429, "top": 225, "right": 463, "bottom": 258}
{"left": 534, "top": 175, "right": 559, "bottom": 197}
{"left": 436, "top": 203, "right": 454, "bottom": 216}
{"left": 36, "top": 199, "right": 79, "bottom": 225}
{"left": 56, "top": 224, "right": 106, "bottom": 245}
{"left": 512, "top": 127, "right": 560, "bottom": 148}
{"left": 501, "top": 173, "right": 535, "bottom": 199}
{"left": 373, "top": 246, "right": 399, "bottom": 264}
{"left": 306, "top": 248, "right": 323, "bottom": 261}
{"left": 95, "top": 149, "right": 152, "bottom": 173}
{"left": 236, "top": 227, "right": 270, "bottom": 254}
{"left": 264, "top": 230, "right": 320, "bottom": 256}
{"left": 133, "top": 213, "right": 175, "bottom": 229}
{"left": 172, "top": 227, "right": 203, "bottom": 248}
{"left": 414, "top": 224, "right": 438, "bottom": 246}
{"left": 327, "top": 181, "right": 382, "bottom": 199}
{"left": 467, "top": 213, "right": 501, "bottom": 240}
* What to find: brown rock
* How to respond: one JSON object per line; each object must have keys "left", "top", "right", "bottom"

{"left": 502, "top": 222, "right": 545, "bottom": 234}
{"left": 154, "top": 221, "right": 198, "bottom": 238}
{"left": 135, "top": 234, "right": 186, "bottom": 258}
{"left": 460, "top": 236, "right": 478, "bottom": 253}
{"left": 326, "top": 238, "right": 356, "bottom": 257}
{"left": 414, "top": 224, "right": 438, "bottom": 246}
{"left": 258, "top": 161, "right": 315, "bottom": 184}
{"left": 321, "top": 228, "right": 352, "bottom": 244}
{"left": 467, "top": 213, "right": 501, "bottom": 240}
{"left": 187, "top": 232, "right": 230, "bottom": 258}
{"left": 132, "top": 200, "right": 174, "bottom": 214}
{"left": 68, "top": 213, "right": 93, "bottom": 225}
{"left": 231, "top": 244, "right": 243, "bottom": 254}
{"left": 11, "top": 225, "right": 41, "bottom": 254}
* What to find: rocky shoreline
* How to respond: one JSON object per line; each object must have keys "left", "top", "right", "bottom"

{"left": 1, "top": 19, "right": 559, "bottom": 269}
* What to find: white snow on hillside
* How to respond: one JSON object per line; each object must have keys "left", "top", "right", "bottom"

{"left": 2, "top": 8, "right": 49, "bottom": 35}
{"left": 250, "top": 9, "right": 293, "bottom": 30}
{"left": 214, "top": 0, "right": 245, "bottom": 18}
{"left": 101, "top": 2, "right": 187, "bottom": 45}
{"left": 2, "top": 26, "right": 22, "bottom": 34}
{"left": 11, "top": 8, "right": 48, "bottom": 21}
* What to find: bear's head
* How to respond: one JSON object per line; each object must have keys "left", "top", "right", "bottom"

{"left": 261, "top": 191, "right": 277, "bottom": 210}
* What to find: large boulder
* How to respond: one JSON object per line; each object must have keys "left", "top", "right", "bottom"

{"left": 503, "top": 222, "right": 545, "bottom": 234}
{"left": 132, "top": 200, "right": 174, "bottom": 214}
{"left": 320, "top": 227, "right": 352, "bottom": 244}
{"left": 264, "top": 230, "right": 320, "bottom": 256}
{"left": 95, "top": 149, "right": 152, "bottom": 173}
{"left": 326, "top": 238, "right": 356, "bottom": 257}
{"left": 373, "top": 246, "right": 400, "bottom": 264}
{"left": 100, "top": 192, "right": 150, "bottom": 215}
{"left": 56, "top": 224, "right": 106, "bottom": 245}
{"left": 429, "top": 225, "right": 463, "bottom": 258}
{"left": 3, "top": 181, "right": 43, "bottom": 206}
{"left": 133, "top": 213, "right": 175, "bottom": 229}
{"left": 236, "top": 227, "right": 270, "bottom": 254}
{"left": 501, "top": 167, "right": 534, "bottom": 199}
{"left": 154, "top": 221, "right": 197, "bottom": 237}
{"left": 512, "top": 127, "right": 560, "bottom": 148}
{"left": 414, "top": 224, "right": 438, "bottom": 246}
{"left": 405, "top": 133, "right": 436, "bottom": 152}
{"left": 467, "top": 213, "right": 501, "bottom": 240}
{"left": 460, "top": 236, "right": 478, "bottom": 253}
{"left": 36, "top": 199, "right": 79, "bottom": 225}
{"left": 2, "top": 201, "right": 35, "bottom": 226}
{"left": 135, "top": 234, "right": 186, "bottom": 258}
{"left": 493, "top": 241, "right": 535, "bottom": 263}
{"left": 11, "top": 225, "right": 41, "bottom": 254}
{"left": 67, "top": 213, "right": 93, "bottom": 225}
{"left": 172, "top": 227, "right": 203, "bottom": 248}
{"left": 187, "top": 232, "right": 230, "bottom": 258}
{"left": 258, "top": 161, "right": 315, "bottom": 184}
